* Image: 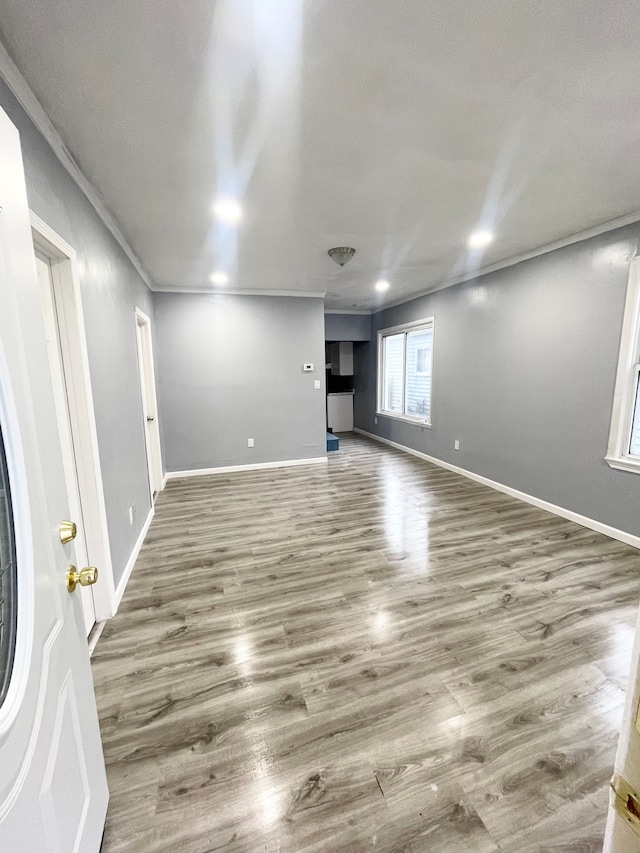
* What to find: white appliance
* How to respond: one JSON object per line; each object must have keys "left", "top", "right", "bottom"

{"left": 327, "top": 392, "right": 354, "bottom": 432}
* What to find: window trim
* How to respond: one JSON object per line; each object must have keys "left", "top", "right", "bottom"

{"left": 606, "top": 257, "right": 640, "bottom": 473}
{"left": 377, "top": 316, "right": 434, "bottom": 427}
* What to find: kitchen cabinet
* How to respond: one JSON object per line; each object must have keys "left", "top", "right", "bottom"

{"left": 329, "top": 341, "right": 353, "bottom": 376}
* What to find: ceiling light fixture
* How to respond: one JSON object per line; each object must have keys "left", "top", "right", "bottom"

{"left": 468, "top": 229, "right": 494, "bottom": 249}
{"left": 213, "top": 199, "right": 243, "bottom": 223}
{"left": 210, "top": 272, "right": 228, "bottom": 285}
{"left": 375, "top": 280, "right": 390, "bottom": 292}
{"left": 328, "top": 247, "right": 356, "bottom": 267}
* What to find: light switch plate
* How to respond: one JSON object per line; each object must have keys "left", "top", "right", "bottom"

{"left": 303, "top": 363, "right": 314, "bottom": 372}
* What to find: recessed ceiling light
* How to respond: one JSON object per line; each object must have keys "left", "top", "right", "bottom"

{"left": 213, "top": 199, "right": 242, "bottom": 223}
{"left": 210, "top": 271, "right": 228, "bottom": 285}
{"left": 468, "top": 230, "right": 494, "bottom": 249}
{"left": 375, "top": 280, "right": 390, "bottom": 292}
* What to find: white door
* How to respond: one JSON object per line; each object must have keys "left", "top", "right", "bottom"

{"left": 35, "top": 252, "right": 96, "bottom": 636}
{"left": 135, "top": 309, "right": 163, "bottom": 500}
{"left": 0, "top": 107, "right": 108, "bottom": 851}
{"left": 605, "top": 604, "right": 640, "bottom": 851}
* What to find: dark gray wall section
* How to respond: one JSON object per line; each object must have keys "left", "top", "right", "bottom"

{"left": 0, "top": 80, "right": 153, "bottom": 586}
{"left": 155, "top": 293, "right": 327, "bottom": 471}
{"left": 325, "top": 312, "right": 371, "bottom": 341}
{"left": 355, "top": 224, "right": 640, "bottom": 537}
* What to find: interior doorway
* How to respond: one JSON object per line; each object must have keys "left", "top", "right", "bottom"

{"left": 135, "top": 308, "right": 163, "bottom": 501}
{"left": 31, "top": 213, "right": 115, "bottom": 635}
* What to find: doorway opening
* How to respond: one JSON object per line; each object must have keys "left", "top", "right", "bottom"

{"left": 135, "top": 308, "right": 163, "bottom": 501}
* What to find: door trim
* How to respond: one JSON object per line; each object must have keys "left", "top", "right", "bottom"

{"left": 30, "top": 212, "right": 116, "bottom": 621}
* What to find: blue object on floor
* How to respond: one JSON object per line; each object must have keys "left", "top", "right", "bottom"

{"left": 326, "top": 432, "right": 339, "bottom": 452}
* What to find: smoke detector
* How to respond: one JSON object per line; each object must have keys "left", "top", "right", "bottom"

{"left": 328, "top": 247, "right": 356, "bottom": 267}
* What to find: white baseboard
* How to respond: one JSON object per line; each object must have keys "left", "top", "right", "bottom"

{"left": 88, "top": 620, "right": 107, "bottom": 656}
{"left": 354, "top": 428, "right": 640, "bottom": 551}
{"left": 115, "top": 505, "right": 154, "bottom": 608}
{"left": 165, "top": 455, "right": 328, "bottom": 481}
{"left": 162, "top": 471, "right": 168, "bottom": 489}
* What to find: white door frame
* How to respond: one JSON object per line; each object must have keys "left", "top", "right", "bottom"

{"left": 30, "top": 212, "right": 116, "bottom": 623}
{"left": 35, "top": 251, "right": 96, "bottom": 636}
{"left": 135, "top": 308, "right": 163, "bottom": 499}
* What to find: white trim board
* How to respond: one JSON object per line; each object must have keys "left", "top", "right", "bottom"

{"left": 114, "top": 505, "right": 154, "bottom": 609}
{"left": 354, "top": 428, "right": 640, "bottom": 551}
{"left": 153, "top": 286, "right": 326, "bottom": 298}
{"left": 0, "top": 39, "right": 152, "bottom": 290}
{"left": 165, "top": 455, "right": 328, "bottom": 481}
{"left": 324, "top": 309, "right": 372, "bottom": 316}
{"left": 377, "top": 213, "right": 640, "bottom": 313}
{"left": 605, "top": 257, "right": 640, "bottom": 473}
{"left": 87, "top": 621, "right": 107, "bottom": 657}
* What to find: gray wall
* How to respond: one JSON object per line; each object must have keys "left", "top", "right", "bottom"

{"left": 0, "top": 80, "right": 154, "bottom": 586}
{"left": 355, "top": 223, "right": 640, "bottom": 537}
{"left": 325, "top": 312, "right": 371, "bottom": 341}
{"left": 155, "top": 293, "right": 327, "bottom": 471}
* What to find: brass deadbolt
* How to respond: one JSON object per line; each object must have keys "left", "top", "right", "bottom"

{"left": 59, "top": 520, "right": 77, "bottom": 544}
{"left": 66, "top": 565, "right": 98, "bottom": 593}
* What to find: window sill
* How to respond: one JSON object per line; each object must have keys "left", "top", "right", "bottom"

{"left": 605, "top": 454, "right": 640, "bottom": 474}
{"left": 376, "top": 411, "right": 432, "bottom": 428}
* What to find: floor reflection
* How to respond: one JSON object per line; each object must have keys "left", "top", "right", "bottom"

{"left": 93, "top": 434, "right": 640, "bottom": 853}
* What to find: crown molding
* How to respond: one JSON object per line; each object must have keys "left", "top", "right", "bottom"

{"left": 152, "top": 285, "right": 326, "bottom": 298}
{"left": 378, "top": 210, "right": 640, "bottom": 313}
{"left": 5, "top": 34, "right": 638, "bottom": 310}
{"left": 324, "top": 308, "right": 371, "bottom": 316}
{"left": 0, "top": 38, "right": 153, "bottom": 290}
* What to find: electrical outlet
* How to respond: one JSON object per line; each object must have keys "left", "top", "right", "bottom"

{"left": 454, "top": 439, "right": 460, "bottom": 451}
{"left": 248, "top": 438, "right": 254, "bottom": 448}
{"left": 303, "top": 363, "right": 314, "bottom": 372}
{"left": 128, "top": 505, "right": 134, "bottom": 524}
{"left": 314, "top": 379, "right": 320, "bottom": 389}
{"left": 374, "top": 416, "right": 377, "bottom": 424}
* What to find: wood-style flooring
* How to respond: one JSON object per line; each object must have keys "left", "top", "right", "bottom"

{"left": 93, "top": 434, "right": 640, "bottom": 853}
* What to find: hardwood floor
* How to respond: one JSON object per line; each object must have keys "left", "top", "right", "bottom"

{"left": 93, "top": 434, "right": 640, "bottom": 852}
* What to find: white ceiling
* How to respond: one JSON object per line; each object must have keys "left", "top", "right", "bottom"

{"left": 2, "top": 0, "right": 640, "bottom": 310}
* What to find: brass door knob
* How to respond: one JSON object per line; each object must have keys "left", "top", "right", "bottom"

{"left": 59, "top": 520, "right": 77, "bottom": 544}
{"left": 66, "top": 565, "right": 98, "bottom": 593}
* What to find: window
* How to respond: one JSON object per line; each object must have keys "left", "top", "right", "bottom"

{"left": 606, "top": 258, "right": 640, "bottom": 472}
{"left": 0, "top": 422, "right": 17, "bottom": 708}
{"left": 378, "top": 318, "right": 434, "bottom": 425}
{"left": 415, "top": 346, "right": 430, "bottom": 375}
{"left": 630, "top": 371, "right": 640, "bottom": 457}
